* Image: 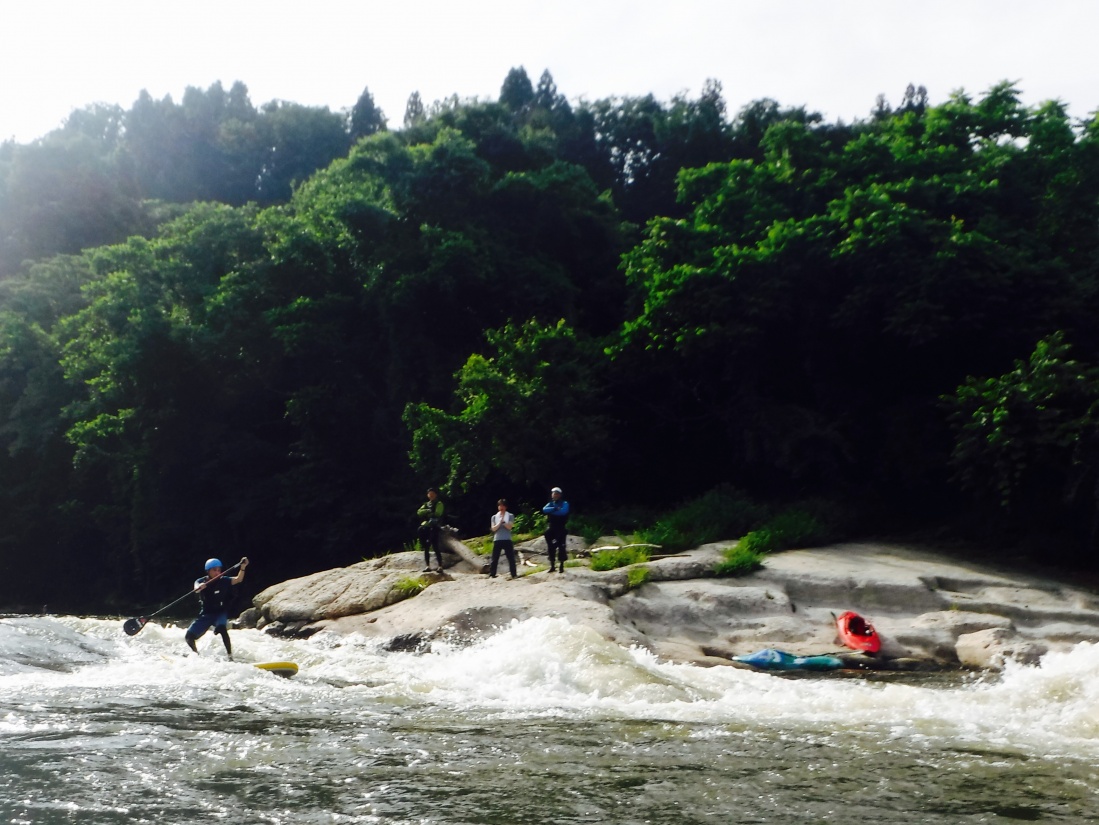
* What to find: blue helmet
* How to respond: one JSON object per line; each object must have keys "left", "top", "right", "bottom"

{"left": 204, "top": 558, "right": 224, "bottom": 571}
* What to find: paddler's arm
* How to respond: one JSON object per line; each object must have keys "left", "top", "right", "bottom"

{"left": 230, "top": 557, "right": 249, "bottom": 585}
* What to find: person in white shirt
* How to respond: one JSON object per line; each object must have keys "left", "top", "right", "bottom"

{"left": 490, "top": 499, "right": 518, "bottom": 579}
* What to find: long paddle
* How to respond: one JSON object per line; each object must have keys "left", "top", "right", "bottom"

{"left": 122, "top": 562, "right": 242, "bottom": 636}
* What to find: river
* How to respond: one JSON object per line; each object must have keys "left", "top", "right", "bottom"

{"left": 1, "top": 614, "right": 1097, "bottom": 823}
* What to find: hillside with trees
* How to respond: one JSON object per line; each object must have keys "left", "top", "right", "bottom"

{"left": 1, "top": 70, "right": 1097, "bottom": 612}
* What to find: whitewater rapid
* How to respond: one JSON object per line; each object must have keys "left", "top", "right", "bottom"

{"left": 4, "top": 615, "right": 1099, "bottom": 754}
{"left": 2, "top": 615, "right": 1098, "bottom": 823}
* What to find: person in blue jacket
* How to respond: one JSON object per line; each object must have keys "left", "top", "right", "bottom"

{"left": 542, "top": 487, "right": 570, "bottom": 573}
{"left": 185, "top": 557, "right": 248, "bottom": 659}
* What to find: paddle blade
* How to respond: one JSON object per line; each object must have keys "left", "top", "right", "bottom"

{"left": 123, "top": 617, "right": 147, "bottom": 636}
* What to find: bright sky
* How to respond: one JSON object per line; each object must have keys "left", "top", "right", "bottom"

{"left": 3, "top": 0, "right": 1096, "bottom": 143}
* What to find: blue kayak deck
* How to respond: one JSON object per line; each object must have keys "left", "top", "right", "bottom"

{"left": 732, "top": 648, "right": 843, "bottom": 671}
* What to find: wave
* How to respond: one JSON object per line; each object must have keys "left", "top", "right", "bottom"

{"left": 3, "top": 614, "right": 1099, "bottom": 758}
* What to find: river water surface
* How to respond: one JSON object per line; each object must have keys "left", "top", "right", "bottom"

{"left": 2, "top": 614, "right": 1098, "bottom": 824}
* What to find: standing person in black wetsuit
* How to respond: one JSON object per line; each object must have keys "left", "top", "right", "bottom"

{"left": 417, "top": 487, "right": 446, "bottom": 572}
{"left": 185, "top": 557, "right": 248, "bottom": 659}
{"left": 542, "top": 487, "right": 570, "bottom": 573}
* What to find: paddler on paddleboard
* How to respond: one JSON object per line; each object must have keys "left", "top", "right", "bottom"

{"left": 185, "top": 557, "right": 248, "bottom": 659}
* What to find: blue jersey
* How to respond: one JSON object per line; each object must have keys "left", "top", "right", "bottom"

{"left": 542, "top": 499, "right": 570, "bottom": 529}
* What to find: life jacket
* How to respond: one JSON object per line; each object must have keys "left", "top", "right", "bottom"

{"left": 419, "top": 499, "right": 444, "bottom": 526}
{"left": 195, "top": 575, "right": 236, "bottom": 614}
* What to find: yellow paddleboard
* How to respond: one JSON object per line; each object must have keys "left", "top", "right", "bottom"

{"left": 254, "top": 661, "right": 298, "bottom": 678}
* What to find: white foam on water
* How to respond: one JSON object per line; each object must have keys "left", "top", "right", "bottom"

{"left": 315, "top": 616, "right": 1099, "bottom": 758}
{"left": 4, "top": 614, "right": 1099, "bottom": 760}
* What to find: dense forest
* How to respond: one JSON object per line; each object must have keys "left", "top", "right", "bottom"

{"left": 2, "top": 69, "right": 1098, "bottom": 612}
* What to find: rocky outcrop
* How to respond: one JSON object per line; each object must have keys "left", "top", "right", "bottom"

{"left": 238, "top": 538, "right": 1099, "bottom": 671}
{"left": 955, "top": 627, "right": 1048, "bottom": 668}
{"left": 238, "top": 532, "right": 488, "bottom": 636}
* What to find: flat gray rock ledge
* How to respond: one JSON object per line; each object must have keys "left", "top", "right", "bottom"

{"left": 236, "top": 538, "right": 1099, "bottom": 671}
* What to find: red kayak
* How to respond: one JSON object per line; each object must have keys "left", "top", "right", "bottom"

{"left": 835, "top": 611, "right": 881, "bottom": 654}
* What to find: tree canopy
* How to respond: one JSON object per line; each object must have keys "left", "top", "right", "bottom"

{"left": 2, "top": 73, "right": 1098, "bottom": 612}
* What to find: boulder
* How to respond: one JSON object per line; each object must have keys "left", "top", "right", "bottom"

{"left": 244, "top": 540, "right": 1099, "bottom": 671}
{"left": 247, "top": 553, "right": 443, "bottom": 628}
{"left": 956, "top": 627, "right": 1048, "bottom": 668}
{"left": 516, "top": 534, "right": 590, "bottom": 560}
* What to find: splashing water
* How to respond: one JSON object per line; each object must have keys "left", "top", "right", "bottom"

{"left": 2, "top": 614, "right": 1099, "bottom": 823}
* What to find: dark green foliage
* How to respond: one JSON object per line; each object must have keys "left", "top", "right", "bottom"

{"left": 637, "top": 486, "right": 769, "bottom": 553}
{"left": 349, "top": 86, "right": 387, "bottom": 141}
{"left": 3, "top": 73, "right": 1099, "bottom": 612}
{"left": 944, "top": 333, "right": 1099, "bottom": 559}
{"left": 403, "top": 92, "right": 426, "bottom": 129}
{"left": 760, "top": 507, "right": 835, "bottom": 549}
{"left": 513, "top": 511, "right": 547, "bottom": 535}
{"left": 730, "top": 504, "right": 835, "bottom": 563}
{"left": 590, "top": 545, "right": 651, "bottom": 571}
{"left": 405, "top": 319, "right": 612, "bottom": 495}
{"left": 585, "top": 81, "right": 737, "bottom": 222}
{"left": 713, "top": 545, "right": 766, "bottom": 577}
{"left": 0, "top": 81, "right": 358, "bottom": 279}
{"left": 499, "top": 67, "right": 535, "bottom": 113}
{"left": 737, "top": 531, "right": 777, "bottom": 555}
{"left": 631, "top": 488, "right": 836, "bottom": 557}
{"left": 254, "top": 100, "right": 351, "bottom": 202}
{"left": 0, "top": 125, "right": 150, "bottom": 275}
{"left": 568, "top": 515, "right": 607, "bottom": 545}
{"left": 613, "top": 82, "right": 1099, "bottom": 532}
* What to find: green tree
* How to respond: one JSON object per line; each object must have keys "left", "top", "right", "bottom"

{"left": 946, "top": 333, "right": 1099, "bottom": 508}
{"left": 403, "top": 91, "right": 426, "bottom": 129}
{"left": 0, "top": 306, "right": 101, "bottom": 607}
{"left": 532, "top": 69, "right": 563, "bottom": 112}
{"left": 0, "top": 126, "right": 146, "bottom": 276}
{"left": 612, "top": 82, "right": 1099, "bottom": 508}
{"left": 349, "top": 86, "right": 387, "bottom": 141}
{"left": 499, "top": 67, "right": 534, "bottom": 113}
{"left": 586, "top": 85, "right": 736, "bottom": 222}
{"left": 53, "top": 204, "right": 276, "bottom": 592}
{"left": 124, "top": 83, "right": 247, "bottom": 204}
{"left": 945, "top": 333, "right": 1099, "bottom": 562}
{"left": 405, "top": 320, "right": 610, "bottom": 494}
{"left": 255, "top": 101, "right": 351, "bottom": 202}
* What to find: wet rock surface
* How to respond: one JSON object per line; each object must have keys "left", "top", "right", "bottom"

{"left": 238, "top": 537, "right": 1099, "bottom": 670}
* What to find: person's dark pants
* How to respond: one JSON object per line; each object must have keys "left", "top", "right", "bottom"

{"left": 490, "top": 540, "right": 517, "bottom": 577}
{"left": 419, "top": 524, "right": 443, "bottom": 568}
{"left": 185, "top": 612, "right": 232, "bottom": 657}
{"left": 546, "top": 528, "right": 567, "bottom": 570}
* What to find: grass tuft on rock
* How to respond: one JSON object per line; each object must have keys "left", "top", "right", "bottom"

{"left": 739, "top": 507, "right": 831, "bottom": 554}
{"left": 590, "top": 545, "right": 651, "bottom": 571}
{"left": 392, "top": 576, "right": 429, "bottom": 598}
{"left": 626, "top": 566, "right": 651, "bottom": 589}
{"left": 637, "top": 485, "right": 769, "bottom": 552}
{"left": 714, "top": 544, "right": 766, "bottom": 577}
